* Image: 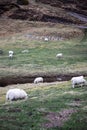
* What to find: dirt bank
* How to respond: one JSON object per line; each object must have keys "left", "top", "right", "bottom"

{"left": 0, "top": 72, "right": 87, "bottom": 87}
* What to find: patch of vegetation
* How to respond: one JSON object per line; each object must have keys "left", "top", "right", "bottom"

{"left": 0, "top": 81, "right": 87, "bottom": 129}
{"left": 0, "top": 33, "right": 87, "bottom": 76}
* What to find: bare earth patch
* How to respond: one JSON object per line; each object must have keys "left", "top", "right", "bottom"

{"left": 7, "top": 107, "right": 22, "bottom": 113}
{"left": 42, "top": 109, "right": 77, "bottom": 129}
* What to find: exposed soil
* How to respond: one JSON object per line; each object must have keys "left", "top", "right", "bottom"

{"left": 42, "top": 108, "right": 77, "bottom": 128}
{"left": 0, "top": 0, "right": 87, "bottom": 26}
{"left": 0, "top": 72, "right": 87, "bottom": 87}
{"left": 7, "top": 107, "right": 21, "bottom": 113}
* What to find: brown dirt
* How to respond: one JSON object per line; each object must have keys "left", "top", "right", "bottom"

{"left": 0, "top": 72, "right": 87, "bottom": 87}
{"left": 42, "top": 108, "right": 77, "bottom": 128}
{"left": 0, "top": 0, "right": 87, "bottom": 25}
{"left": 7, "top": 107, "right": 21, "bottom": 112}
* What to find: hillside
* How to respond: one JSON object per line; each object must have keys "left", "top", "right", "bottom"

{"left": 0, "top": 0, "right": 87, "bottom": 26}
{"left": 0, "top": 0, "right": 87, "bottom": 86}
{"left": 0, "top": 1, "right": 87, "bottom": 130}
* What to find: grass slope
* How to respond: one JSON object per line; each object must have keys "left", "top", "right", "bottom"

{"left": 0, "top": 81, "right": 87, "bottom": 130}
{"left": 0, "top": 27, "right": 87, "bottom": 77}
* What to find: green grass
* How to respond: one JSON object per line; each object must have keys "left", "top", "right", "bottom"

{"left": 0, "top": 81, "right": 87, "bottom": 130}
{"left": 0, "top": 33, "right": 87, "bottom": 76}
{"left": 0, "top": 26, "right": 87, "bottom": 129}
{"left": 0, "top": 9, "right": 87, "bottom": 130}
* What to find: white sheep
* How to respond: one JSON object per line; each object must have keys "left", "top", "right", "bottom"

{"left": 44, "top": 37, "right": 49, "bottom": 42}
{"left": 71, "top": 76, "right": 86, "bottom": 88}
{"left": 6, "top": 88, "right": 28, "bottom": 101}
{"left": 34, "top": 77, "right": 43, "bottom": 84}
{"left": 9, "top": 50, "right": 14, "bottom": 58}
{"left": 56, "top": 53, "right": 63, "bottom": 58}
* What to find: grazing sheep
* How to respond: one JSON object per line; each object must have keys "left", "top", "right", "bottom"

{"left": 34, "top": 77, "right": 43, "bottom": 84}
{"left": 44, "top": 37, "right": 49, "bottom": 42}
{"left": 6, "top": 88, "right": 28, "bottom": 101}
{"left": 9, "top": 50, "right": 14, "bottom": 58}
{"left": 71, "top": 76, "right": 86, "bottom": 88}
{"left": 56, "top": 53, "right": 63, "bottom": 58}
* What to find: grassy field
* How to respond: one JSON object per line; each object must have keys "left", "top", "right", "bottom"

{"left": 0, "top": 81, "right": 87, "bottom": 130}
{"left": 0, "top": 27, "right": 87, "bottom": 77}
{"left": 0, "top": 23, "right": 87, "bottom": 129}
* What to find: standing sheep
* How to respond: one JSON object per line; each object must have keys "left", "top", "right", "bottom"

{"left": 34, "top": 77, "right": 43, "bottom": 84}
{"left": 6, "top": 88, "right": 28, "bottom": 101}
{"left": 71, "top": 76, "right": 86, "bottom": 88}
{"left": 9, "top": 50, "right": 14, "bottom": 59}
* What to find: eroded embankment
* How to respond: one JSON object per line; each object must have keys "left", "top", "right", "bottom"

{"left": 0, "top": 72, "right": 87, "bottom": 87}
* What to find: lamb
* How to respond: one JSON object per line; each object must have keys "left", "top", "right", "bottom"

{"left": 34, "top": 77, "right": 43, "bottom": 84}
{"left": 71, "top": 76, "right": 86, "bottom": 88}
{"left": 56, "top": 53, "right": 63, "bottom": 58}
{"left": 6, "top": 88, "right": 28, "bottom": 101}
{"left": 9, "top": 50, "right": 14, "bottom": 58}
